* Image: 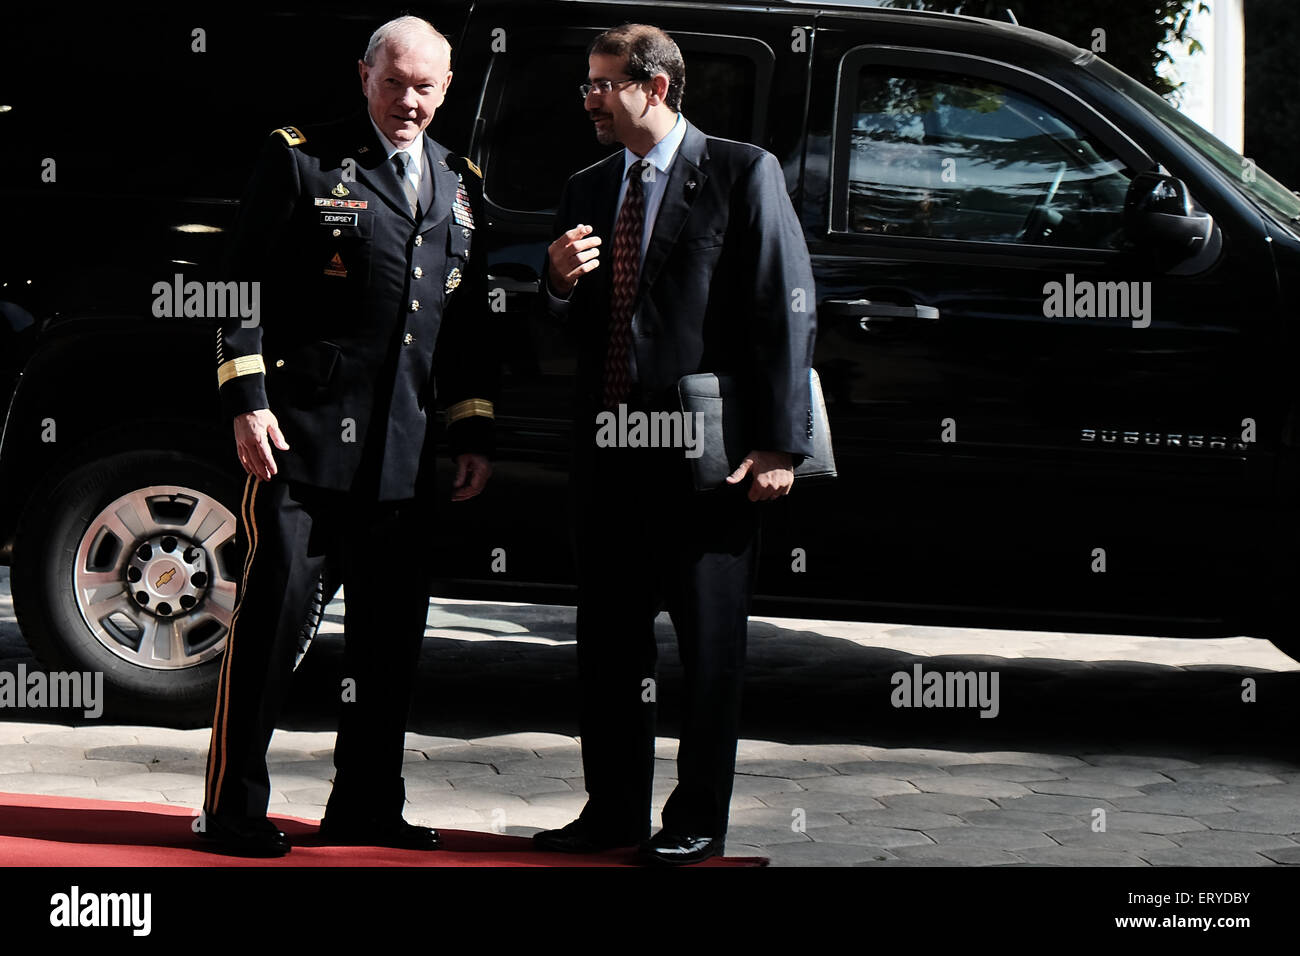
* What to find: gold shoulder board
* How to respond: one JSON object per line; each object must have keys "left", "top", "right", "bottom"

{"left": 272, "top": 126, "right": 307, "bottom": 147}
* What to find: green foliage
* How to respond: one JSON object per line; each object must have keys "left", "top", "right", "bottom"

{"left": 878, "top": 1, "right": 1299, "bottom": 190}
{"left": 884, "top": 0, "right": 1208, "bottom": 101}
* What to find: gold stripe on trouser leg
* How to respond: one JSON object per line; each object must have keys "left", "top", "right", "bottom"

{"left": 205, "top": 474, "right": 260, "bottom": 814}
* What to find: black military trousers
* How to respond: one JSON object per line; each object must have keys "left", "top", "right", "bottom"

{"left": 204, "top": 475, "right": 433, "bottom": 822}
{"left": 571, "top": 442, "right": 760, "bottom": 841}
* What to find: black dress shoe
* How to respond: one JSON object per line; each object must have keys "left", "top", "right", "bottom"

{"left": 318, "top": 814, "right": 440, "bottom": 850}
{"left": 639, "top": 831, "right": 725, "bottom": 866}
{"left": 533, "top": 818, "right": 644, "bottom": 854}
{"left": 197, "top": 814, "right": 291, "bottom": 857}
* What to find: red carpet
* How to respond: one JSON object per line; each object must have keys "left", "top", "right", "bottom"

{"left": 0, "top": 793, "right": 766, "bottom": 867}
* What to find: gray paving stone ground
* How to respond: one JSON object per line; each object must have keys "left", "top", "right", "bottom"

{"left": 840, "top": 808, "right": 964, "bottom": 829}
{"left": 892, "top": 844, "right": 1023, "bottom": 865}
{"left": 2, "top": 568, "right": 1300, "bottom": 866}
{"left": 1262, "top": 846, "right": 1300, "bottom": 864}
{"left": 1049, "top": 829, "right": 1180, "bottom": 851}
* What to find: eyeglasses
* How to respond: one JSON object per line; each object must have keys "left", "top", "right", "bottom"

{"left": 579, "top": 77, "right": 642, "bottom": 99}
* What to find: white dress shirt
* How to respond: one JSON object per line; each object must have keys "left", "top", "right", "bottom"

{"left": 616, "top": 109, "right": 688, "bottom": 264}
{"left": 367, "top": 113, "right": 435, "bottom": 216}
{"left": 549, "top": 112, "right": 689, "bottom": 385}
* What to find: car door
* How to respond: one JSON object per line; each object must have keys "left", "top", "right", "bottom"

{"left": 799, "top": 20, "right": 1279, "bottom": 626}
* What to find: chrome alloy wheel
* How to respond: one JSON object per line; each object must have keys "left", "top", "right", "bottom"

{"left": 72, "top": 485, "right": 238, "bottom": 669}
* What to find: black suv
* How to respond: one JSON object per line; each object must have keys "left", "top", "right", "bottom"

{"left": 4, "top": 0, "right": 1300, "bottom": 720}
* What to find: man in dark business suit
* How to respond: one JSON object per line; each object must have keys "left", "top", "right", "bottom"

{"left": 533, "top": 23, "right": 816, "bottom": 865}
{"left": 201, "top": 16, "right": 496, "bottom": 856}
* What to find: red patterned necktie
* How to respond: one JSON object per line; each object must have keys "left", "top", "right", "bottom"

{"left": 603, "top": 161, "right": 646, "bottom": 408}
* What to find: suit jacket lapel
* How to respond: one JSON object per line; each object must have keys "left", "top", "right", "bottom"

{"left": 637, "top": 119, "right": 708, "bottom": 299}
{"left": 587, "top": 154, "right": 625, "bottom": 307}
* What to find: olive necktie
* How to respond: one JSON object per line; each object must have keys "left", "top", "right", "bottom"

{"left": 393, "top": 151, "right": 421, "bottom": 220}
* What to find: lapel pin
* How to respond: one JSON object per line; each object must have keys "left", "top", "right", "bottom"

{"left": 685, "top": 180, "right": 697, "bottom": 194}
{"left": 357, "top": 145, "right": 370, "bottom": 154}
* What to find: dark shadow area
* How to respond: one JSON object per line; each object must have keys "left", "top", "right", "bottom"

{"left": 0, "top": 803, "right": 206, "bottom": 849}
{"left": 5, "top": 598, "right": 1296, "bottom": 767}
{"left": 277, "top": 604, "right": 1300, "bottom": 766}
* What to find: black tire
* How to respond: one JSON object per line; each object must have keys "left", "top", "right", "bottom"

{"left": 11, "top": 448, "right": 244, "bottom": 726}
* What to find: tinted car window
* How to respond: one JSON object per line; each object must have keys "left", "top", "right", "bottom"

{"left": 842, "top": 68, "right": 1131, "bottom": 248}
{"left": 1086, "top": 56, "right": 1300, "bottom": 223}
{"left": 487, "top": 46, "right": 759, "bottom": 213}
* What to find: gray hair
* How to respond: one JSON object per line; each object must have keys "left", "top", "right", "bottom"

{"left": 362, "top": 15, "right": 451, "bottom": 67}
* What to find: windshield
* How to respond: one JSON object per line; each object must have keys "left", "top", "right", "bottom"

{"left": 1085, "top": 55, "right": 1300, "bottom": 224}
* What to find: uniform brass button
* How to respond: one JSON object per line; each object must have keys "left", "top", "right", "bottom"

{"left": 462, "top": 228, "right": 471, "bottom": 239}
{"left": 332, "top": 228, "right": 341, "bottom": 237}
{"left": 410, "top": 299, "right": 421, "bottom": 311}
{"left": 403, "top": 332, "right": 414, "bottom": 346}
{"left": 275, "top": 359, "right": 285, "bottom": 367}
{"left": 414, "top": 235, "right": 423, "bottom": 246}
{"left": 413, "top": 266, "right": 423, "bottom": 279}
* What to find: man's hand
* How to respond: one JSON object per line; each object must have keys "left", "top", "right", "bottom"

{"left": 451, "top": 453, "right": 492, "bottom": 501}
{"left": 547, "top": 224, "right": 602, "bottom": 296}
{"left": 234, "top": 409, "right": 290, "bottom": 481}
{"left": 726, "top": 450, "right": 794, "bottom": 502}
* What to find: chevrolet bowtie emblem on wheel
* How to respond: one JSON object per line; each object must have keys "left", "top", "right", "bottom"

{"left": 331, "top": 182, "right": 350, "bottom": 198}
{"left": 155, "top": 568, "right": 177, "bottom": 589}
{"left": 445, "top": 267, "right": 462, "bottom": 292}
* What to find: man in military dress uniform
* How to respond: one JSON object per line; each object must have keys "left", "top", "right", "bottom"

{"left": 201, "top": 16, "right": 496, "bottom": 856}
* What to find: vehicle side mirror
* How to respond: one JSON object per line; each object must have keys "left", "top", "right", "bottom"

{"left": 1124, "top": 169, "right": 1213, "bottom": 259}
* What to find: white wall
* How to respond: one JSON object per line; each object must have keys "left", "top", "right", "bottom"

{"left": 1159, "top": 0, "right": 1245, "bottom": 150}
